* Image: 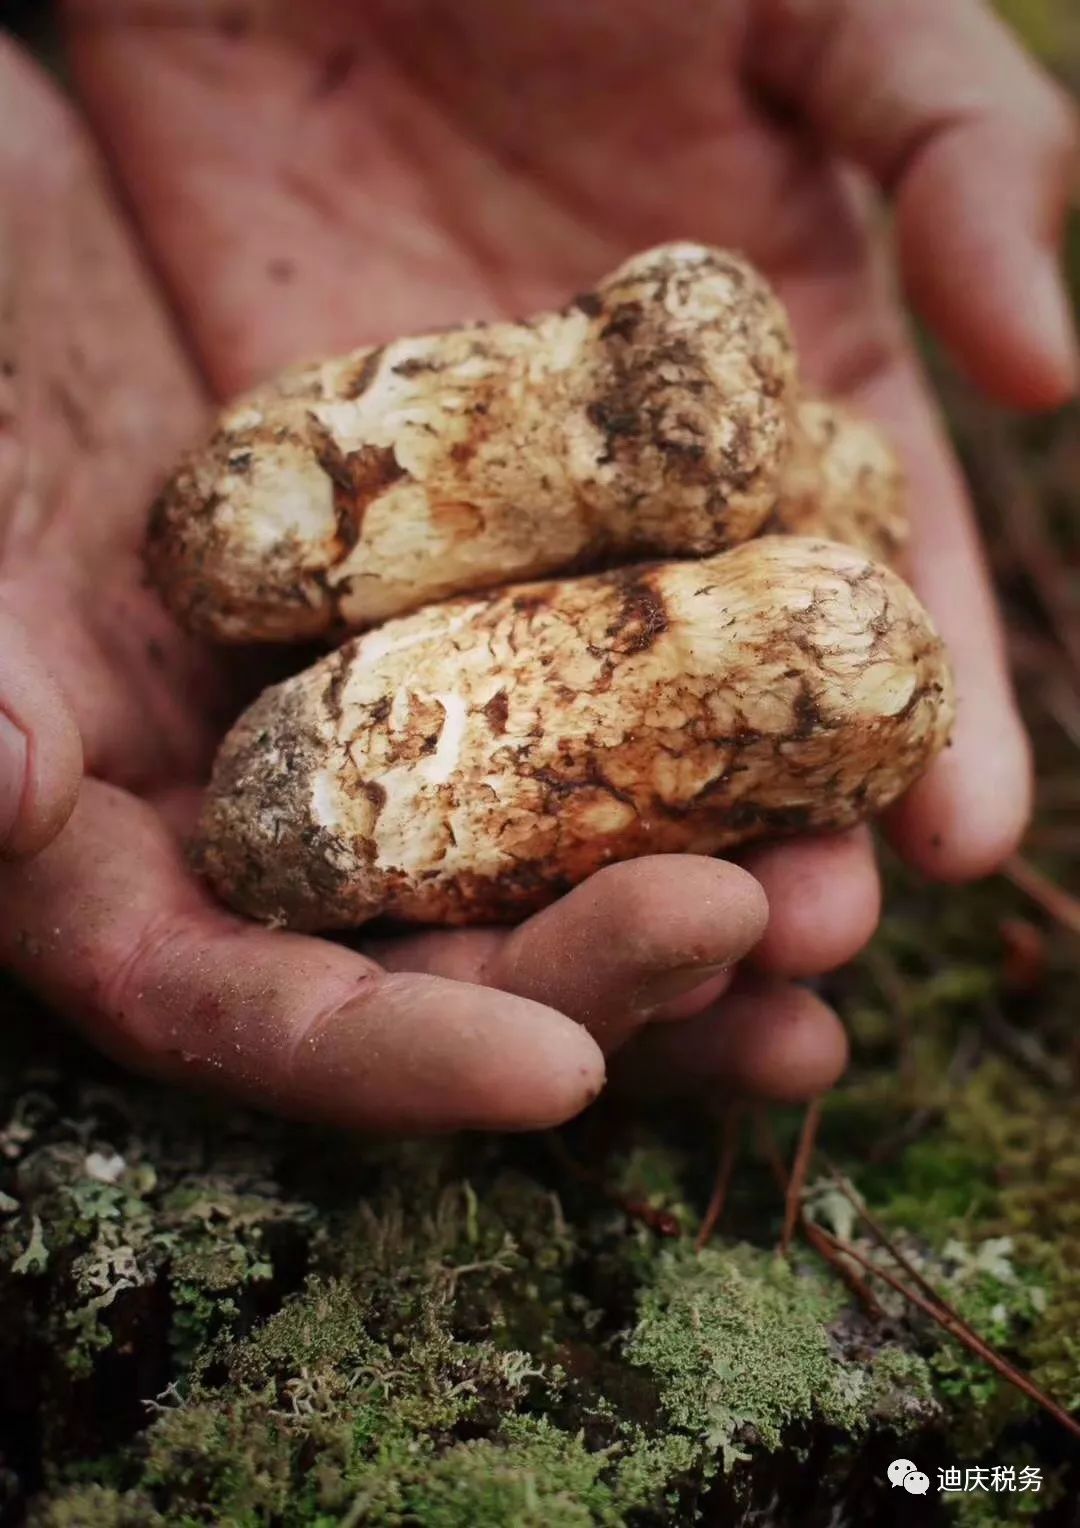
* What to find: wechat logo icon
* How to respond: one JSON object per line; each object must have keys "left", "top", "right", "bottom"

{"left": 888, "top": 1459, "right": 930, "bottom": 1495}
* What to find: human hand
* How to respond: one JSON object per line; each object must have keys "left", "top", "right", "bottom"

{"left": 0, "top": 606, "right": 82, "bottom": 861}
{"left": 2, "top": 0, "right": 1076, "bottom": 1129}
{"left": 66, "top": 0, "right": 1079, "bottom": 874}
{"left": 0, "top": 35, "right": 843, "bottom": 1132}
{"left": 64, "top": 0, "right": 1079, "bottom": 882}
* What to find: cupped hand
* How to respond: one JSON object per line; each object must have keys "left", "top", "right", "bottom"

{"left": 1, "top": 0, "right": 1075, "bottom": 1131}
{"left": 0, "top": 37, "right": 839, "bottom": 1127}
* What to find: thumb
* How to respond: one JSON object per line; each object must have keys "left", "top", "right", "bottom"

{"left": 752, "top": 0, "right": 1079, "bottom": 408}
{"left": 0, "top": 603, "right": 82, "bottom": 859}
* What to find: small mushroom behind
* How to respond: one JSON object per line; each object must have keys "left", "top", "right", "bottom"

{"left": 769, "top": 398, "right": 908, "bottom": 570}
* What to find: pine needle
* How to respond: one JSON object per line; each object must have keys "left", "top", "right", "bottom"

{"left": 695, "top": 1105, "right": 743, "bottom": 1251}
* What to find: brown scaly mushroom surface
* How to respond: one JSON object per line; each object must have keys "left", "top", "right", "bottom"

{"left": 196, "top": 537, "right": 953, "bottom": 931}
{"left": 767, "top": 398, "right": 908, "bottom": 570}
{"left": 148, "top": 243, "right": 798, "bottom": 641}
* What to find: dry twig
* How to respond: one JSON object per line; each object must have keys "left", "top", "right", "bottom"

{"left": 820, "top": 1165, "right": 1080, "bottom": 1444}
{"left": 695, "top": 1106, "right": 744, "bottom": 1251}
{"left": 780, "top": 1097, "right": 822, "bottom": 1255}
{"left": 546, "top": 1134, "right": 680, "bottom": 1238}
{"left": 814, "top": 1225, "right": 1080, "bottom": 1445}
{"left": 754, "top": 1123, "right": 1080, "bottom": 1442}
{"left": 753, "top": 1110, "right": 884, "bottom": 1319}
{"left": 1004, "top": 855, "right": 1080, "bottom": 938}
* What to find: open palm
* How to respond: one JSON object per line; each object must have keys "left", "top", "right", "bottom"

{"left": 0, "top": 0, "right": 1075, "bottom": 1130}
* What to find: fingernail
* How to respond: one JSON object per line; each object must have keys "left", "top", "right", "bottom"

{"left": 635, "top": 963, "right": 730, "bottom": 1012}
{"left": 0, "top": 712, "right": 28, "bottom": 852}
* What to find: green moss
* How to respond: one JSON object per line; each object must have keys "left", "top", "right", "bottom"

{"left": 872, "top": 1136, "right": 1000, "bottom": 1242}
{"left": 842, "top": 1034, "right": 1080, "bottom": 1427}
{"left": 966, "top": 1095, "right": 1080, "bottom": 1410}
{"left": 10, "top": 872, "right": 1080, "bottom": 1525}
{"left": 863, "top": 1348, "right": 937, "bottom": 1424}
{"left": 995, "top": 0, "right": 1072, "bottom": 60}
{"left": 625, "top": 1244, "right": 869, "bottom": 1466}
{"left": 326, "top": 1417, "right": 616, "bottom": 1528}
{"left": 28, "top": 1484, "right": 165, "bottom": 1528}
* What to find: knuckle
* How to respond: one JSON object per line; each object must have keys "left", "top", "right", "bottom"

{"left": 90, "top": 912, "right": 198, "bottom": 1062}
{"left": 283, "top": 968, "right": 387, "bottom": 1074}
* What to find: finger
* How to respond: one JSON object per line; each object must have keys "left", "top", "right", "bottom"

{"left": 368, "top": 855, "right": 769, "bottom": 1053}
{"left": 614, "top": 975, "right": 849, "bottom": 1104}
{"left": 0, "top": 604, "right": 83, "bottom": 859}
{"left": 0, "top": 781, "right": 604, "bottom": 1132}
{"left": 848, "top": 352, "right": 1033, "bottom": 880}
{"left": 0, "top": 40, "right": 222, "bottom": 795}
{"left": 740, "top": 828, "right": 880, "bottom": 977}
{"left": 754, "top": 0, "right": 1079, "bottom": 407}
{"left": 895, "top": 112, "right": 1078, "bottom": 409}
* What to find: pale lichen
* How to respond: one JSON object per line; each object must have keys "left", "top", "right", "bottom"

{"left": 623, "top": 1238, "right": 947, "bottom": 1478}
